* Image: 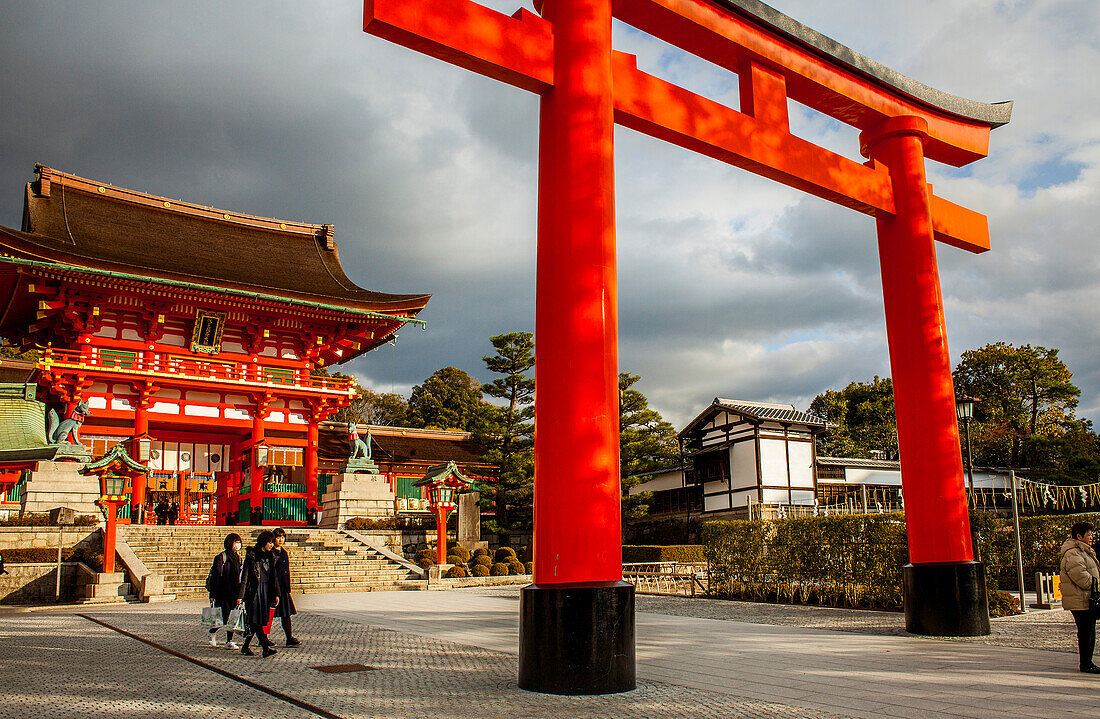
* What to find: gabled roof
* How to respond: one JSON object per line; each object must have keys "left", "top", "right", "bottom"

{"left": 679, "top": 397, "right": 826, "bottom": 437}
{"left": 80, "top": 442, "right": 148, "bottom": 474}
{"left": 0, "top": 165, "right": 430, "bottom": 317}
{"left": 414, "top": 460, "right": 470, "bottom": 487}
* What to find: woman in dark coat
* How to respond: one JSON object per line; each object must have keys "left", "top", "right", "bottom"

{"left": 237, "top": 530, "right": 280, "bottom": 657}
{"left": 205, "top": 533, "right": 243, "bottom": 649}
{"left": 271, "top": 528, "right": 300, "bottom": 647}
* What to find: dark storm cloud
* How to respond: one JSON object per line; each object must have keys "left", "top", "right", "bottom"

{"left": 1, "top": 0, "right": 1097, "bottom": 429}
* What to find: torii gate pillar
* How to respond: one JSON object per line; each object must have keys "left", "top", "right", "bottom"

{"left": 862, "top": 117, "right": 989, "bottom": 636}
{"left": 363, "top": 0, "right": 1011, "bottom": 693}
{"left": 519, "top": 0, "right": 635, "bottom": 694}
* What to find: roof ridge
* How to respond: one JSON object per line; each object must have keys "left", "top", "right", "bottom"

{"left": 33, "top": 164, "right": 328, "bottom": 239}
{"left": 715, "top": 397, "right": 796, "bottom": 411}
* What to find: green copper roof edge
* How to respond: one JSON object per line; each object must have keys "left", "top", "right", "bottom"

{"left": 81, "top": 443, "right": 147, "bottom": 474}
{"left": 0, "top": 255, "right": 427, "bottom": 326}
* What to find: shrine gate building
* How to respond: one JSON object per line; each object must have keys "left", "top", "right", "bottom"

{"left": 0, "top": 165, "right": 429, "bottom": 525}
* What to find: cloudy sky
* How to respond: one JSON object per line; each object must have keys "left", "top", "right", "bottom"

{"left": 1, "top": 1, "right": 1097, "bottom": 429}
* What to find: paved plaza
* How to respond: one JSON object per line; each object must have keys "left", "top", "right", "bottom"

{"left": 1, "top": 587, "right": 1098, "bottom": 718}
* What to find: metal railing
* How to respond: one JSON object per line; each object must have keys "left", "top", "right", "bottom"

{"left": 622, "top": 562, "right": 707, "bottom": 596}
{"left": 39, "top": 347, "right": 353, "bottom": 394}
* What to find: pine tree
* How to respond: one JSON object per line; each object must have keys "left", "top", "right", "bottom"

{"left": 619, "top": 372, "right": 679, "bottom": 524}
{"left": 477, "top": 332, "right": 535, "bottom": 531}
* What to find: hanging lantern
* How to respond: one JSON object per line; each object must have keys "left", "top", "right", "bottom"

{"left": 254, "top": 442, "right": 270, "bottom": 468}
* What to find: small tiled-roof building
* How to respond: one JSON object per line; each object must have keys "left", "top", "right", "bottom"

{"left": 679, "top": 398, "right": 827, "bottom": 518}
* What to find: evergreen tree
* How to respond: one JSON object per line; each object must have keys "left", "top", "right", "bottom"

{"left": 810, "top": 377, "right": 897, "bottom": 458}
{"left": 477, "top": 332, "right": 535, "bottom": 531}
{"left": 619, "top": 372, "right": 679, "bottom": 524}
{"left": 406, "top": 366, "right": 488, "bottom": 431}
{"left": 954, "top": 342, "right": 1081, "bottom": 468}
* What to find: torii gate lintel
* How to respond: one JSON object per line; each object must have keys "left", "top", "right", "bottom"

{"left": 364, "top": 0, "right": 1010, "bottom": 694}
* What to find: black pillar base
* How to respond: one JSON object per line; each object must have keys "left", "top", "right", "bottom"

{"left": 519, "top": 580, "right": 636, "bottom": 695}
{"left": 903, "top": 561, "right": 990, "bottom": 636}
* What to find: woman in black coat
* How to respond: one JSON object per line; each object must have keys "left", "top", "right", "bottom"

{"left": 237, "top": 530, "right": 280, "bottom": 657}
{"left": 271, "top": 528, "right": 300, "bottom": 647}
{"left": 205, "top": 533, "right": 243, "bottom": 649}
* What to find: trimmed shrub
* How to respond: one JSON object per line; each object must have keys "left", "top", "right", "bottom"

{"left": 473, "top": 548, "right": 490, "bottom": 558}
{"left": 2, "top": 547, "right": 105, "bottom": 571}
{"left": 451, "top": 546, "right": 471, "bottom": 562}
{"left": 469, "top": 556, "right": 492, "bottom": 569}
{"left": 524, "top": 561, "right": 534, "bottom": 574}
{"left": 700, "top": 511, "right": 1089, "bottom": 615}
{"left": 471, "top": 564, "right": 490, "bottom": 577}
{"left": 416, "top": 557, "right": 435, "bottom": 569}
{"left": 445, "top": 554, "right": 463, "bottom": 565}
{"left": 493, "top": 547, "right": 517, "bottom": 563}
{"left": 490, "top": 562, "right": 510, "bottom": 576}
{"left": 0, "top": 514, "right": 99, "bottom": 527}
{"left": 622, "top": 545, "right": 705, "bottom": 563}
{"left": 445, "top": 565, "right": 470, "bottom": 579}
{"left": 507, "top": 561, "right": 525, "bottom": 575}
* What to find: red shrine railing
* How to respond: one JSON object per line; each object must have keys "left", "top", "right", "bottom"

{"left": 40, "top": 347, "right": 354, "bottom": 395}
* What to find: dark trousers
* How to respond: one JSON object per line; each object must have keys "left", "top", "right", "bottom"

{"left": 207, "top": 601, "right": 236, "bottom": 642}
{"left": 1072, "top": 610, "right": 1096, "bottom": 669}
{"left": 281, "top": 615, "right": 293, "bottom": 640}
{"left": 242, "top": 622, "right": 272, "bottom": 649}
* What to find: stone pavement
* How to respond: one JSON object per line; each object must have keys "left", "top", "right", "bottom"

{"left": 0, "top": 588, "right": 1096, "bottom": 719}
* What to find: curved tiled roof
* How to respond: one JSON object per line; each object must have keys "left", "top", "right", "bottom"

{"left": 1, "top": 165, "right": 430, "bottom": 316}
{"left": 713, "top": 398, "right": 827, "bottom": 427}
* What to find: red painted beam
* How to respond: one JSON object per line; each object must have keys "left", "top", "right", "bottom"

{"left": 613, "top": 0, "right": 994, "bottom": 167}
{"left": 365, "top": 0, "right": 553, "bottom": 92}
{"left": 362, "top": 0, "right": 991, "bottom": 253}
{"left": 612, "top": 53, "right": 989, "bottom": 253}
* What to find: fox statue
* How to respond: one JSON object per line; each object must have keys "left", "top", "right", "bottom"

{"left": 46, "top": 400, "right": 90, "bottom": 445}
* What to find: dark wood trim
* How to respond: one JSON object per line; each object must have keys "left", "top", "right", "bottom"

{"left": 784, "top": 423, "right": 793, "bottom": 507}
{"left": 754, "top": 424, "right": 763, "bottom": 504}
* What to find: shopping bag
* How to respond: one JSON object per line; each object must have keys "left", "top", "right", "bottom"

{"left": 225, "top": 607, "right": 247, "bottom": 633}
{"left": 261, "top": 607, "right": 276, "bottom": 635}
{"left": 201, "top": 604, "right": 223, "bottom": 628}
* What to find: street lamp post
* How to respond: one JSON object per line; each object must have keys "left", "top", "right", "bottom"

{"left": 955, "top": 395, "right": 977, "bottom": 503}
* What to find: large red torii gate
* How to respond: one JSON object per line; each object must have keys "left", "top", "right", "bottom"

{"left": 364, "top": 0, "right": 1011, "bottom": 694}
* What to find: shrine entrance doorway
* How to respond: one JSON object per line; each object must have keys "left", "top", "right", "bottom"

{"left": 363, "top": 0, "right": 1012, "bottom": 694}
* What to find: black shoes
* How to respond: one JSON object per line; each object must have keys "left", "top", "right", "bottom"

{"left": 1081, "top": 665, "right": 1100, "bottom": 674}
{"left": 240, "top": 646, "right": 255, "bottom": 656}
{"left": 285, "top": 637, "right": 301, "bottom": 647}
{"left": 262, "top": 646, "right": 278, "bottom": 658}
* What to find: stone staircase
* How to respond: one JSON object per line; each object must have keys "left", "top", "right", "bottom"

{"left": 118, "top": 526, "right": 425, "bottom": 598}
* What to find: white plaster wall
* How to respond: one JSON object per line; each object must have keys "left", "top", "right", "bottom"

{"left": 788, "top": 441, "right": 815, "bottom": 489}
{"left": 729, "top": 442, "right": 758, "bottom": 490}
{"left": 758, "top": 438, "right": 789, "bottom": 486}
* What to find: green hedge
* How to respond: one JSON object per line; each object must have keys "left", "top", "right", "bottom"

{"left": 703, "top": 515, "right": 908, "bottom": 609}
{"left": 622, "top": 545, "right": 706, "bottom": 563}
{"left": 702, "top": 511, "right": 1097, "bottom": 615}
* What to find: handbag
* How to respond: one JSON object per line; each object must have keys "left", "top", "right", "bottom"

{"left": 261, "top": 607, "right": 277, "bottom": 635}
{"left": 225, "top": 607, "right": 247, "bottom": 633}
{"left": 200, "top": 604, "right": 223, "bottom": 628}
{"left": 1090, "top": 578, "right": 1100, "bottom": 613}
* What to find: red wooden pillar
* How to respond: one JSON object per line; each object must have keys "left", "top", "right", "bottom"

{"left": 521, "top": 0, "right": 634, "bottom": 693}
{"left": 305, "top": 420, "right": 319, "bottom": 513}
{"left": 131, "top": 404, "right": 149, "bottom": 523}
{"left": 252, "top": 410, "right": 266, "bottom": 524}
{"left": 861, "top": 116, "right": 989, "bottom": 636}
